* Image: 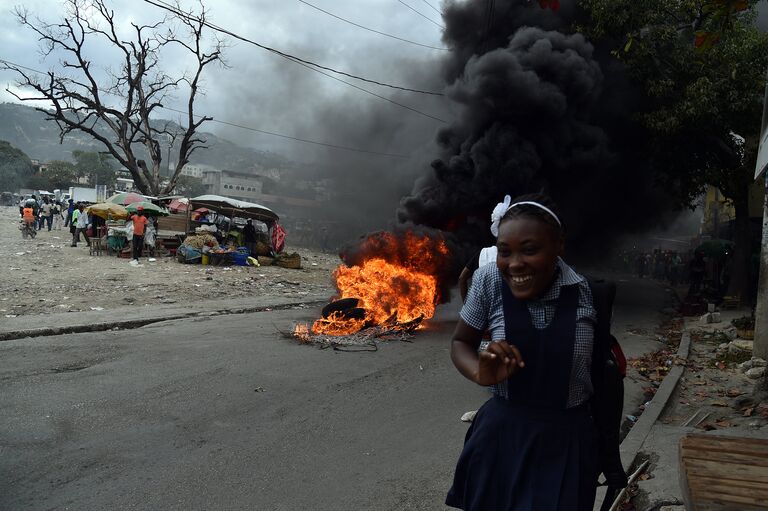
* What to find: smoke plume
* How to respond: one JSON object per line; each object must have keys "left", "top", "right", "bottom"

{"left": 396, "top": 0, "right": 674, "bottom": 258}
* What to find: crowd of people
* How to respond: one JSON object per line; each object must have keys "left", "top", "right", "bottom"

{"left": 610, "top": 247, "right": 737, "bottom": 302}
{"left": 19, "top": 195, "right": 94, "bottom": 246}
{"left": 18, "top": 195, "right": 154, "bottom": 263}
{"left": 17, "top": 194, "right": 67, "bottom": 232}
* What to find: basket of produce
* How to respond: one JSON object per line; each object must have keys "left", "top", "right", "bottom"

{"left": 255, "top": 240, "right": 272, "bottom": 256}
{"left": 275, "top": 252, "right": 302, "bottom": 269}
{"left": 257, "top": 256, "right": 274, "bottom": 266}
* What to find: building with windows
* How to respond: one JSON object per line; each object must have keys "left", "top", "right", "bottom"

{"left": 115, "top": 177, "right": 134, "bottom": 192}
{"left": 202, "top": 169, "right": 264, "bottom": 201}
{"left": 168, "top": 163, "right": 218, "bottom": 179}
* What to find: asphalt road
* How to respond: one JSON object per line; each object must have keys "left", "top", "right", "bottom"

{"left": 0, "top": 273, "right": 671, "bottom": 511}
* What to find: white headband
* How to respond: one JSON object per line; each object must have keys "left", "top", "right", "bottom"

{"left": 490, "top": 197, "right": 562, "bottom": 237}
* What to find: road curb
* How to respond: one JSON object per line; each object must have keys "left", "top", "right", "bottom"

{"left": 0, "top": 299, "right": 327, "bottom": 342}
{"left": 620, "top": 330, "right": 692, "bottom": 471}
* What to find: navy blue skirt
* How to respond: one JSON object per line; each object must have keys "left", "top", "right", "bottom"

{"left": 446, "top": 397, "right": 598, "bottom": 511}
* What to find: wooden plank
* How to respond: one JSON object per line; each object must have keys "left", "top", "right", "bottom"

{"left": 681, "top": 434, "right": 768, "bottom": 455}
{"left": 693, "top": 486, "right": 768, "bottom": 506}
{"left": 685, "top": 459, "right": 768, "bottom": 484}
{"left": 680, "top": 434, "right": 768, "bottom": 511}
{"left": 157, "top": 214, "right": 188, "bottom": 232}
{"left": 682, "top": 451, "right": 768, "bottom": 467}
{"left": 694, "top": 502, "right": 766, "bottom": 511}
{"left": 689, "top": 476, "right": 768, "bottom": 497}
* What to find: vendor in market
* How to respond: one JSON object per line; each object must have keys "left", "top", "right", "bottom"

{"left": 243, "top": 219, "right": 257, "bottom": 255}
{"left": 130, "top": 206, "right": 148, "bottom": 262}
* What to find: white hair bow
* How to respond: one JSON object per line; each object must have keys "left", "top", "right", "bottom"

{"left": 490, "top": 195, "right": 512, "bottom": 237}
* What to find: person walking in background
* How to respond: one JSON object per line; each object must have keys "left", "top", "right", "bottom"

{"left": 64, "top": 199, "right": 75, "bottom": 227}
{"left": 52, "top": 201, "right": 63, "bottom": 230}
{"left": 130, "top": 206, "right": 148, "bottom": 262}
{"left": 457, "top": 193, "right": 507, "bottom": 303}
{"left": 41, "top": 198, "right": 54, "bottom": 231}
{"left": 636, "top": 252, "right": 647, "bottom": 279}
{"left": 688, "top": 251, "right": 706, "bottom": 299}
{"left": 69, "top": 203, "right": 80, "bottom": 246}
{"left": 35, "top": 197, "right": 46, "bottom": 231}
{"left": 21, "top": 201, "right": 36, "bottom": 229}
{"left": 29, "top": 195, "right": 40, "bottom": 230}
{"left": 71, "top": 204, "right": 90, "bottom": 247}
{"left": 243, "top": 219, "right": 257, "bottom": 256}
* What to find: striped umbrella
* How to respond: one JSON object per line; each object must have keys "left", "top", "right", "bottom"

{"left": 126, "top": 201, "right": 169, "bottom": 216}
{"left": 107, "top": 192, "right": 145, "bottom": 205}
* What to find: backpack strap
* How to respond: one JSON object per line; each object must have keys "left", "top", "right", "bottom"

{"left": 588, "top": 277, "right": 615, "bottom": 358}
{"left": 587, "top": 277, "right": 628, "bottom": 492}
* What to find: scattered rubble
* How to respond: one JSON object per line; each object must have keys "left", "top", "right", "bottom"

{"left": 660, "top": 314, "right": 767, "bottom": 433}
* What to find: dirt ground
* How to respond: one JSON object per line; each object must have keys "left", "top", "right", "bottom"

{"left": 0, "top": 206, "right": 339, "bottom": 318}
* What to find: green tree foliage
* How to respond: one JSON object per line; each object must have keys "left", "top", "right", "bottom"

{"left": 580, "top": 0, "right": 768, "bottom": 299}
{"left": 0, "top": 140, "right": 34, "bottom": 192}
{"left": 174, "top": 175, "right": 207, "bottom": 197}
{"left": 25, "top": 173, "right": 52, "bottom": 191}
{"left": 72, "top": 150, "right": 115, "bottom": 187}
{"left": 5, "top": 0, "right": 224, "bottom": 196}
{"left": 44, "top": 160, "right": 78, "bottom": 189}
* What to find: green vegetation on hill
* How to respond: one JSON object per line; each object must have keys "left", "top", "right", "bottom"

{"left": 0, "top": 103, "right": 292, "bottom": 172}
{"left": 0, "top": 140, "right": 34, "bottom": 192}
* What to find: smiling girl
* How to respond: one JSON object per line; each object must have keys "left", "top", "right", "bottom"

{"left": 446, "top": 193, "right": 599, "bottom": 511}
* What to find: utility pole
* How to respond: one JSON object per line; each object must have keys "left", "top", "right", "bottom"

{"left": 753, "top": 69, "right": 768, "bottom": 361}
{"left": 754, "top": 170, "right": 768, "bottom": 360}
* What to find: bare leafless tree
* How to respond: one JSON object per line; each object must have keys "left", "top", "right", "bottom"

{"left": 2, "top": 0, "right": 225, "bottom": 196}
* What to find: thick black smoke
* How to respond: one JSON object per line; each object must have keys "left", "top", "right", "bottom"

{"left": 396, "top": 0, "right": 675, "bottom": 259}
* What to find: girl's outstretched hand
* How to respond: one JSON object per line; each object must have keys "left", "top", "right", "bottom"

{"left": 476, "top": 341, "right": 525, "bottom": 386}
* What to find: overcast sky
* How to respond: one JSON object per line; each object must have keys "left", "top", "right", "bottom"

{"left": 0, "top": 0, "right": 451, "bottom": 163}
{"left": 2, "top": 0, "right": 767, "bottom": 169}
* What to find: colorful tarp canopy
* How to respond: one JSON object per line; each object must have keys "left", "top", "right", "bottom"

{"left": 107, "top": 192, "right": 146, "bottom": 205}
{"left": 168, "top": 198, "right": 190, "bottom": 213}
{"left": 190, "top": 195, "right": 278, "bottom": 223}
{"left": 86, "top": 202, "right": 129, "bottom": 220}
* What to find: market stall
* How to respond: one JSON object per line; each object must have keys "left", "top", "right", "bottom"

{"left": 86, "top": 199, "right": 169, "bottom": 257}
{"left": 173, "top": 194, "right": 286, "bottom": 266}
{"left": 191, "top": 194, "right": 279, "bottom": 252}
{"left": 85, "top": 202, "right": 129, "bottom": 253}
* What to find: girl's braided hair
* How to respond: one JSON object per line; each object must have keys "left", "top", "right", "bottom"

{"left": 500, "top": 193, "right": 563, "bottom": 234}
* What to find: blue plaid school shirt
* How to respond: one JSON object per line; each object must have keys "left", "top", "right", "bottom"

{"left": 459, "top": 258, "right": 596, "bottom": 408}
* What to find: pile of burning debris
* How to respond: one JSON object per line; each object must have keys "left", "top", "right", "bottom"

{"left": 292, "top": 231, "right": 451, "bottom": 347}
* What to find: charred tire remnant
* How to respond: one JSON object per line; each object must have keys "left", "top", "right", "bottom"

{"left": 322, "top": 298, "right": 364, "bottom": 319}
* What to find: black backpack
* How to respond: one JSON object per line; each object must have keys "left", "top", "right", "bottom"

{"left": 587, "top": 278, "right": 629, "bottom": 499}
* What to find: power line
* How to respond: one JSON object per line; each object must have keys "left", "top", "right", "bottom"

{"left": 160, "top": 106, "right": 410, "bottom": 158}
{"left": 146, "top": 0, "right": 444, "bottom": 96}
{"left": 419, "top": 0, "right": 443, "bottom": 16}
{"left": 0, "top": 58, "right": 412, "bottom": 158}
{"left": 296, "top": 0, "right": 447, "bottom": 51}
{"left": 396, "top": 0, "right": 444, "bottom": 29}
{"left": 144, "top": 0, "right": 447, "bottom": 123}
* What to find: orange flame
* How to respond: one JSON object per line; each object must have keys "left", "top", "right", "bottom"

{"left": 293, "top": 323, "right": 311, "bottom": 342}
{"left": 311, "top": 232, "right": 450, "bottom": 336}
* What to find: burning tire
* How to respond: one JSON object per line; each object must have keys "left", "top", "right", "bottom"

{"left": 321, "top": 298, "right": 366, "bottom": 320}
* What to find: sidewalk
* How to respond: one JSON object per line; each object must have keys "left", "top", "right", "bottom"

{"left": 611, "top": 300, "right": 767, "bottom": 510}
{"left": 0, "top": 293, "right": 330, "bottom": 341}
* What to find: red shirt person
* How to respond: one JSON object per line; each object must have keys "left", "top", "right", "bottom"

{"left": 130, "top": 207, "right": 148, "bottom": 262}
